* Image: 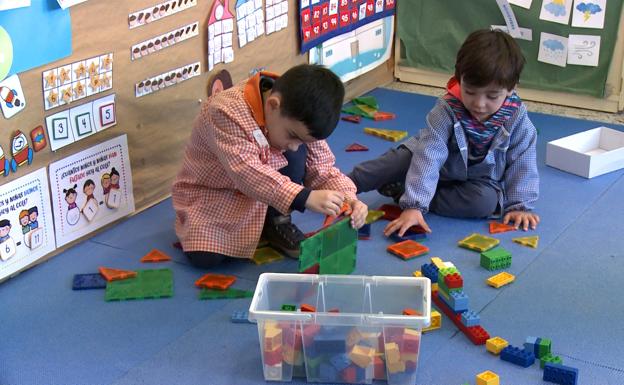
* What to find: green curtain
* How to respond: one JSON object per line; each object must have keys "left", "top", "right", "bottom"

{"left": 397, "top": 0, "right": 623, "bottom": 98}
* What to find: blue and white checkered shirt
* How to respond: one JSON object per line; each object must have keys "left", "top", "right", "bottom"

{"left": 400, "top": 97, "right": 539, "bottom": 215}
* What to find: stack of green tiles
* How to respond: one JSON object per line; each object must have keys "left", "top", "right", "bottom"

{"left": 480, "top": 247, "right": 512, "bottom": 271}
{"left": 105, "top": 269, "right": 173, "bottom": 301}
{"left": 299, "top": 217, "right": 357, "bottom": 275}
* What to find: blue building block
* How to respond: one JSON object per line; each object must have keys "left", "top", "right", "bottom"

{"left": 500, "top": 345, "right": 535, "bottom": 368}
{"left": 543, "top": 363, "right": 578, "bottom": 385}
{"left": 231, "top": 310, "right": 252, "bottom": 324}
{"left": 314, "top": 332, "right": 346, "bottom": 354}
{"left": 437, "top": 289, "right": 466, "bottom": 314}
{"left": 534, "top": 337, "right": 542, "bottom": 357}
{"left": 358, "top": 224, "right": 371, "bottom": 239}
{"left": 524, "top": 336, "right": 538, "bottom": 353}
{"left": 460, "top": 310, "right": 480, "bottom": 327}
{"left": 330, "top": 353, "right": 351, "bottom": 371}
{"left": 421, "top": 263, "right": 439, "bottom": 283}
{"left": 450, "top": 291, "right": 469, "bottom": 312}
{"left": 319, "top": 362, "right": 339, "bottom": 382}
{"left": 72, "top": 273, "right": 107, "bottom": 290}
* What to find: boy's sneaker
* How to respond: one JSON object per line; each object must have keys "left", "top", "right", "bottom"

{"left": 262, "top": 214, "right": 306, "bottom": 259}
{"left": 377, "top": 181, "right": 405, "bottom": 204}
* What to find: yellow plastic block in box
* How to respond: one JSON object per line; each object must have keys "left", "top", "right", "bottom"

{"left": 264, "top": 327, "right": 282, "bottom": 351}
{"left": 476, "top": 370, "right": 500, "bottom": 385}
{"left": 512, "top": 235, "right": 539, "bottom": 248}
{"left": 387, "top": 359, "right": 406, "bottom": 373}
{"left": 349, "top": 345, "right": 375, "bottom": 368}
{"left": 401, "top": 353, "right": 418, "bottom": 362}
{"left": 363, "top": 127, "right": 408, "bottom": 142}
{"left": 458, "top": 233, "right": 500, "bottom": 252}
{"left": 384, "top": 342, "right": 400, "bottom": 363}
{"left": 486, "top": 336, "right": 509, "bottom": 355}
{"left": 422, "top": 310, "right": 441, "bottom": 333}
{"left": 430, "top": 256, "right": 445, "bottom": 269}
{"left": 486, "top": 272, "right": 516, "bottom": 288}
{"left": 412, "top": 270, "right": 423, "bottom": 277}
{"left": 346, "top": 329, "right": 363, "bottom": 346}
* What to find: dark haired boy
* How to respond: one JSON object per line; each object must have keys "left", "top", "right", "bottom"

{"left": 173, "top": 64, "right": 368, "bottom": 268}
{"left": 0, "top": 219, "right": 11, "bottom": 244}
{"left": 28, "top": 207, "right": 39, "bottom": 230}
{"left": 349, "top": 29, "right": 539, "bottom": 236}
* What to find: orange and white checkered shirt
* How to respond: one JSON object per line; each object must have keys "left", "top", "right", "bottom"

{"left": 172, "top": 73, "right": 356, "bottom": 259}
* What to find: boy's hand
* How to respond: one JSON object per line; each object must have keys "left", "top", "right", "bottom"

{"left": 305, "top": 190, "right": 345, "bottom": 216}
{"left": 383, "top": 208, "right": 432, "bottom": 237}
{"left": 345, "top": 200, "right": 368, "bottom": 229}
{"left": 503, "top": 210, "right": 540, "bottom": 231}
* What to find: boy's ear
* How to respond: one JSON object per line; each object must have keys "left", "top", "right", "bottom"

{"left": 266, "top": 93, "right": 281, "bottom": 112}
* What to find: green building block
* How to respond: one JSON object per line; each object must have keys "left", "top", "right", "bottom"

{"left": 105, "top": 269, "right": 173, "bottom": 301}
{"left": 480, "top": 247, "right": 512, "bottom": 271}
{"left": 299, "top": 218, "right": 357, "bottom": 275}
{"left": 198, "top": 288, "right": 254, "bottom": 300}
{"left": 281, "top": 304, "right": 296, "bottom": 311}
{"left": 540, "top": 353, "right": 562, "bottom": 368}
{"left": 538, "top": 338, "right": 552, "bottom": 358}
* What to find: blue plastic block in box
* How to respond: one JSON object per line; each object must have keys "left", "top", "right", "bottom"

{"left": 319, "top": 362, "right": 339, "bottom": 382}
{"left": 330, "top": 353, "right": 351, "bottom": 371}
{"left": 524, "top": 336, "right": 538, "bottom": 353}
{"left": 500, "top": 345, "right": 535, "bottom": 368}
{"left": 421, "top": 263, "right": 439, "bottom": 283}
{"left": 231, "top": 310, "right": 252, "bottom": 324}
{"left": 460, "top": 310, "right": 480, "bottom": 327}
{"left": 72, "top": 273, "right": 107, "bottom": 290}
{"left": 450, "top": 291, "right": 469, "bottom": 312}
{"left": 315, "top": 332, "right": 346, "bottom": 354}
{"left": 543, "top": 362, "right": 578, "bottom": 385}
{"left": 358, "top": 224, "right": 371, "bottom": 239}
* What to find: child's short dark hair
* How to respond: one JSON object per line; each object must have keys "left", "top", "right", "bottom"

{"left": 455, "top": 29, "right": 525, "bottom": 91}
{"left": 272, "top": 64, "right": 345, "bottom": 140}
{"left": 0, "top": 219, "right": 10, "bottom": 228}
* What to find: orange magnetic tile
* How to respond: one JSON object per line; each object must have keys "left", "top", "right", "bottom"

{"left": 322, "top": 201, "right": 351, "bottom": 227}
{"left": 300, "top": 303, "right": 316, "bottom": 312}
{"left": 140, "top": 249, "right": 172, "bottom": 263}
{"left": 489, "top": 221, "right": 516, "bottom": 234}
{"left": 98, "top": 267, "right": 137, "bottom": 282}
{"left": 195, "top": 273, "right": 236, "bottom": 290}
{"left": 373, "top": 111, "right": 396, "bottom": 121}
{"left": 387, "top": 240, "right": 429, "bottom": 260}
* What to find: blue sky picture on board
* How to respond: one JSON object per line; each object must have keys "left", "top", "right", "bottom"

{"left": 0, "top": 0, "right": 71, "bottom": 80}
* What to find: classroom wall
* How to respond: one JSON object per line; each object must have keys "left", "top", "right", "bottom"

{"left": 1, "top": 0, "right": 394, "bottom": 217}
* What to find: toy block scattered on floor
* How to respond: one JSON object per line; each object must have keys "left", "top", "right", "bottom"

{"left": 365, "top": 210, "right": 385, "bottom": 224}
{"left": 341, "top": 105, "right": 375, "bottom": 119}
{"left": 422, "top": 309, "right": 441, "bottom": 332}
{"left": 198, "top": 288, "right": 254, "bottom": 300}
{"left": 252, "top": 246, "right": 284, "bottom": 265}
{"left": 543, "top": 363, "right": 578, "bottom": 385}
{"left": 541, "top": 353, "right": 563, "bottom": 368}
{"left": 461, "top": 310, "right": 480, "bottom": 327}
{"left": 412, "top": 270, "right": 423, "bottom": 277}
{"left": 98, "top": 267, "right": 137, "bottom": 282}
{"left": 421, "top": 262, "right": 439, "bottom": 283}
{"left": 476, "top": 370, "right": 499, "bottom": 385}
{"left": 363, "top": 127, "right": 408, "bottom": 142}
{"left": 430, "top": 257, "right": 445, "bottom": 269}
{"left": 387, "top": 240, "right": 429, "bottom": 260}
{"left": 72, "top": 273, "right": 107, "bottom": 290}
{"left": 299, "top": 217, "right": 357, "bottom": 275}
{"left": 352, "top": 96, "right": 379, "bottom": 109}
{"left": 500, "top": 345, "right": 535, "bottom": 367}
{"left": 105, "top": 269, "right": 173, "bottom": 301}
{"left": 194, "top": 273, "right": 236, "bottom": 290}
{"left": 489, "top": 221, "right": 516, "bottom": 234}
{"left": 537, "top": 338, "right": 552, "bottom": 358}
{"left": 431, "top": 291, "right": 490, "bottom": 345}
{"left": 458, "top": 233, "right": 500, "bottom": 252}
{"left": 373, "top": 111, "right": 396, "bottom": 121}
{"left": 231, "top": 310, "right": 253, "bottom": 323}
{"left": 140, "top": 249, "right": 172, "bottom": 263}
{"left": 341, "top": 115, "right": 361, "bottom": 123}
{"left": 480, "top": 247, "right": 512, "bottom": 271}
{"left": 513, "top": 235, "right": 539, "bottom": 248}
{"left": 486, "top": 272, "right": 515, "bottom": 288}
{"left": 486, "top": 337, "right": 509, "bottom": 355}
{"left": 357, "top": 223, "right": 371, "bottom": 240}
{"left": 345, "top": 143, "right": 369, "bottom": 152}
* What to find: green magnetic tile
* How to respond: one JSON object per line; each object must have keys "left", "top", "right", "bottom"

{"left": 458, "top": 233, "right": 500, "bottom": 252}
{"left": 299, "top": 218, "right": 357, "bottom": 275}
{"left": 198, "top": 288, "right": 254, "bottom": 300}
{"left": 353, "top": 96, "right": 379, "bottom": 109}
{"left": 105, "top": 269, "right": 173, "bottom": 301}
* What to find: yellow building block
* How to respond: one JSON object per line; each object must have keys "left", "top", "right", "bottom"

{"left": 430, "top": 257, "right": 445, "bottom": 269}
{"left": 431, "top": 282, "right": 438, "bottom": 292}
{"left": 486, "top": 336, "right": 509, "bottom": 355}
{"left": 476, "top": 370, "right": 500, "bottom": 385}
{"left": 346, "top": 329, "right": 363, "bottom": 346}
{"left": 386, "top": 359, "right": 406, "bottom": 373}
{"left": 384, "top": 342, "right": 400, "bottom": 363}
{"left": 264, "top": 327, "right": 282, "bottom": 351}
{"left": 363, "top": 127, "right": 408, "bottom": 142}
{"left": 458, "top": 233, "right": 500, "bottom": 252}
{"left": 513, "top": 235, "right": 539, "bottom": 248}
{"left": 422, "top": 310, "right": 441, "bottom": 333}
{"left": 349, "top": 345, "right": 375, "bottom": 368}
{"left": 412, "top": 270, "right": 423, "bottom": 277}
{"left": 486, "top": 272, "right": 516, "bottom": 288}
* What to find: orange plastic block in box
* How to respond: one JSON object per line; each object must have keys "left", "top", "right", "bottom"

{"left": 195, "top": 273, "right": 236, "bottom": 290}
{"left": 140, "top": 249, "right": 172, "bottom": 263}
{"left": 300, "top": 303, "right": 316, "bottom": 312}
{"left": 387, "top": 240, "right": 429, "bottom": 260}
{"left": 98, "top": 267, "right": 137, "bottom": 282}
{"left": 402, "top": 308, "right": 422, "bottom": 316}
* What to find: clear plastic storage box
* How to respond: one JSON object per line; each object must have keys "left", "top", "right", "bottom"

{"left": 248, "top": 273, "right": 431, "bottom": 384}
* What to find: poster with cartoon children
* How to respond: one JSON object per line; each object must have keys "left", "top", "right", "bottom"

{"left": 49, "top": 135, "right": 135, "bottom": 247}
{"left": 0, "top": 167, "right": 56, "bottom": 281}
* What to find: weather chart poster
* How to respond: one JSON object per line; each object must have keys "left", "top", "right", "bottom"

{"left": 299, "top": 0, "right": 395, "bottom": 53}
{"left": 48, "top": 135, "right": 135, "bottom": 247}
{"left": 0, "top": 168, "right": 56, "bottom": 281}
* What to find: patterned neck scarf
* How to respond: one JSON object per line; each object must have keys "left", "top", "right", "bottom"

{"left": 443, "top": 77, "right": 521, "bottom": 165}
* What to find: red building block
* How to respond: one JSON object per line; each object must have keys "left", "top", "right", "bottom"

{"left": 444, "top": 273, "right": 463, "bottom": 289}
{"left": 301, "top": 303, "right": 316, "bottom": 312}
{"left": 432, "top": 290, "right": 490, "bottom": 345}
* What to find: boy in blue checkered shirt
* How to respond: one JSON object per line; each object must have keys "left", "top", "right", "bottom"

{"left": 349, "top": 29, "right": 539, "bottom": 236}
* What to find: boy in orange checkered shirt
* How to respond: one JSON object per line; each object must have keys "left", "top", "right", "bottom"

{"left": 172, "top": 64, "right": 368, "bottom": 267}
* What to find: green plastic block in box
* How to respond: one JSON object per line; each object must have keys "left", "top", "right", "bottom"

{"left": 281, "top": 304, "right": 296, "bottom": 311}
{"left": 105, "top": 269, "right": 173, "bottom": 301}
{"left": 480, "top": 247, "right": 512, "bottom": 271}
{"left": 298, "top": 218, "right": 357, "bottom": 275}
{"left": 198, "top": 288, "right": 254, "bottom": 300}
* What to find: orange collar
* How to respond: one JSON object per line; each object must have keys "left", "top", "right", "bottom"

{"left": 243, "top": 71, "right": 279, "bottom": 128}
{"left": 446, "top": 76, "right": 462, "bottom": 101}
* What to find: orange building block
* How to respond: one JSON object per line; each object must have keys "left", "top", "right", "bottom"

{"left": 140, "top": 249, "right": 172, "bottom": 263}
{"left": 402, "top": 308, "right": 422, "bottom": 316}
{"left": 194, "top": 273, "right": 236, "bottom": 290}
{"left": 387, "top": 240, "right": 429, "bottom": 260}
{"left": 98, "top": 267, "right": 137, "bottom": 282}
{"left": 300, "top": 303, "right": 316, "bottom": 312}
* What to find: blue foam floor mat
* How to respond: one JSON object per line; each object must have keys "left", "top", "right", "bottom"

{"left": 1, "top": 88, "right": 623, "bottom": 385}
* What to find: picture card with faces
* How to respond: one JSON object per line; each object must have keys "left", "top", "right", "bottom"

{"left": 128, "top": 0, "right": 197, "bottom": 29}
{"left": 131, "top": 22, "right": 199, "bottom": 61}
{"left": 42, "top": 53, "right": 113, "bottom": 111}
{"left": 135, "top": 62, "right": 201, "bottom": 98}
